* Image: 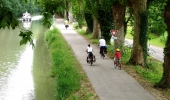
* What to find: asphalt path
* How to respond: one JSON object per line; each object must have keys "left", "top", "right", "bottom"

{"left": 125, "top": 39, "right": 164, "bottom": 62}
{"left": 52, "top": 18, "right": 156, "bottom": 100}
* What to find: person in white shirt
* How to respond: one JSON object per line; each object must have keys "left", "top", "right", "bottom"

{"left": 98, "top": 36, "right": 107, "bottom": 54}
{"left": 86, "top": 44, "right": 95, "bottom": 63}
{"left": 86, "top": 44, "right": 93, "bottom": 53}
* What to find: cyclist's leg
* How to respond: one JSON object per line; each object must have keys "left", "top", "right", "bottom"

{"left": 89, "top": 52, "right": 93, "bottom": 63}
{"left": 99, "top": 46, "right": 102, "bottom": 54}
{"left": 101, "top": 46, "right": 105, "bottom": 57}
{"left": 104, "top": 46, "right": 107, "bottom": 54}
{"left": 93, "top": 55, "right": 96, "bottom": 62}
{"left": 118, "top": 59, "right": 121, "bottom": 70}
{"left": 87, "top": 52, "right": 90, "bottom": 63}
{"left": 114, "top": 57, "right": 116, "bottom": 68}
{"left": 116, "top": 58, "right": 119, "bottom": 66}
{"left": 86, "top": 56, "right": 88, "bottom": 63}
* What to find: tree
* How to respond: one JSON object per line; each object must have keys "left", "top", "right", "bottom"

{"left": 84, "top": 13, "right": 93, "bottom": 33}
{"left": 71, "top": 0, "right": 86, "bottom": 28}
{"left": 83, "top": 0, "right": 100, "bottom": 38}
{"left": 127, "top": 0, "right": 148, "bottom": 66}
{"left": 3, "top": 0, "right": 40, "bottom": 17}
{"left": 156, "top": 0, "right": 170, "bottom": 88}
{"left": 97, "top": 0, "right": 114, "bottom": 42}
{"left": 111, "top": 1, "right": 126, "bottom": 50}
{"left": 148, "top": 1, "right": 166, "bottom": 36}
{"left": 0, "top": 0, "right": 34, "bottom": 47}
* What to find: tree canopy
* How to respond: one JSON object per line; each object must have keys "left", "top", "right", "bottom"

{"left": 1, "top": 0, "right": 170, "bottom": 89}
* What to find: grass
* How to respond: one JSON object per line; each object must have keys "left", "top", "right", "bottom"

{"left": 73, "top": 24, "right": 170, "bottom": 100}
{"left": 126, "top": 26, "right": 166, "bottom": 47}
{"left": 44, "top": 28, "right": 98, "bottom": 100}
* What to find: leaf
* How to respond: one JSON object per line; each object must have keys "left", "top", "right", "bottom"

{"left": 11, "top": 18, "right": 19, "bottom": 29}
{"left": 0, "top": 19, "right": 8, "bottom": 29}
{"left": 19, "top": 30, "right": 35, "bottom": 48}
{"left": 19, "top": 31, "right": 26, "bottom": 37}
{"left": 20, "top": 37, "right": 28, "bottom": 45}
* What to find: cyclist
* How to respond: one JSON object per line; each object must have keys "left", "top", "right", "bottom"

{"left": 114, "top": 48, "right": 121, "bottom": 66}
{"left": 86, "top": 44, "right": 95, "bottom": 63}
{"left": 98, "top": 36, "right": 107, "bottom": 55}
{"left": 64, "top": 19, "right": 69, "bottom": 29}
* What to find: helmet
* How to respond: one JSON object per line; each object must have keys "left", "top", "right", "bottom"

{"left": 88, "top": 44, "right": 90, "bottom": 47}
{"left": 116, "top": 48, "right": 120, "bottom": 51}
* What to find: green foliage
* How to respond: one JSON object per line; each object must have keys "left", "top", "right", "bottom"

{"left": 2, "top": 0, "right": 41, "bottom": 17}
{"left": 42, "top": 12, "right": 53, "bottom": 28}
{"left": 159, "top": 32, "right": 167, "bottom": 43}
{"left": 19, "top": 30, "right": 34, "bottom": 47}
{"left": 71, "top": 0, "right": 86, "bottom": 28}
{"left": 148, "top": 1, "right": 166, "bottom": 36}
{"left": 0, "top": 4, "right": 35, "bottom": 47}
{"left": 119, "top": 44, "right": 163, "bottom": 84}
{"left": 98, "top": 8, "right": 113, "bottom": 43}
{"left": 98, "top": 2, "right": 113, "bottom": 43}
{"left": 75, "top": 14, "right": 84, "bottom": 28}
{"left": 0, "top": 5, "right": 19, "bottom": 29}
{"left": 44, "top": 28, "right": 81, "bottom": 100}
{"left": 73, "top": 22, "right": 79, "bottom": 29}
{"left": 84, "top": 13, "right": 93, "bottom": 32}
{"left": 39, "top": 0, "right": 71, "bottom": 28}
{"left": 140, "top": 11, "right": 148, "bottom": 66}
{"left": 77, "top": 29, "right": 86, "bottom": 35}
{"left": 135, "top": 64, "right": 162, "bottom": 83}
{"left": 0, "top": 0, "right": 41, "bottom": 48}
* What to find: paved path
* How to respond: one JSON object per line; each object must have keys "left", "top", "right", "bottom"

{"left": 125, "top": 39, "right": 164, "bottom": 62}
{"left": 53, "top": 18, "right": 156, "bottom": 100}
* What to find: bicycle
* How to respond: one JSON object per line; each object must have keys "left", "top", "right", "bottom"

{"left": 100, "top": 48, "right": 105, "bottom": 59}
{"left": 114, "top": 58, "right": 121, "bottom": 70}
{"left": 87, "top": 53, "right": 96, "bottom": 66}
{"left": 100, "top": 46, "right": 107, "bottom": 59}
{"left": 65, "top": 25, "right": 69, "bottom": 29}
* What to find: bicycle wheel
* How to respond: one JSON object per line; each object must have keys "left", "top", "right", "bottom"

{"left": 118, "top": 63, "right": 121, "bottom": 70}
{"left": 90, "top": 59, "right": 93, "bottom": 66}
{"left": 102, "top": 53, "right": 105, "bottom": 59}
{"left": 101, "top": 52, "right": 105, "bottom": 59}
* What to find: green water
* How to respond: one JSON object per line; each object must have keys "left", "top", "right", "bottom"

{"left": 0, "top": 16, "right": 55, "bottom": 100}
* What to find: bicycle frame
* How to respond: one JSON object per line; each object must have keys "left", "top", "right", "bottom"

{"left": 114, "top": 58, "right": 121, "bottom": 70}
{"left": 101, "top": 49, "right": 105, "bottom": 59}
{"left": 88, "top": 55, "right": 93, "bottom": 66}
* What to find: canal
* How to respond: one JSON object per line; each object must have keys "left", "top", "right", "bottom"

{"left": 0, "top": 16, "right": 55, "bottom": 100}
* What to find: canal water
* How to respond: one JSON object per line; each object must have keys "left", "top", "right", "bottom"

{"left": 0, "top": 16, "right": 55, "bottom": 100}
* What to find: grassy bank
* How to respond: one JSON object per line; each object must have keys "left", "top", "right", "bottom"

{"left": 44, "top": 28, "right": 98, "bottom": 100}
{"left": 126, "top": 26, "right": 166, "bottom": 47}
{"left": 73, "top": 25, "right": 170, "bottom": 100}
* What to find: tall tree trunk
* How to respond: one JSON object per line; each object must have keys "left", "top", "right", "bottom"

{"left": 84, "top": 13, "right": 93, "bottom": 33}
{"left": 64, "top": 10, "right": 67, "bottom": 19}
{"left": 86, "top": 27, "right": 91, "bottom": 34}
{"left": 92, "top": 16, "right": 100, "bottom": 38}
{"left": 68, "top": 2, "right": 73, "bottom": 23}
{"left": 157, "top": 1, "right": 170, "bottom": 88}
{"left": 129, "top": 0, "right": 148, "bottom": 66}
{"left": 112, "top": 2, "right": 126, "bottom": 50}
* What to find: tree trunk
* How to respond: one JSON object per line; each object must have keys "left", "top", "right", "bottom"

{"left": 92, "top": 16, "right": 100, "bottom": 38}
{"left": 64, "top": 10, "right": 67, "bottom": 19}
{"left": 158, "top": 1, "right": 170, "bottom": 88}
{"left": 112, "top": 2, "right": 126, "bottom": 50}
{"left": 68, "top": 2, "right": 73, "bottom": 23}
{"left": 86, "top": 27, "right": 90, "bottom": 34}
{"left": 129, "top": 0, "right": 147, "bottom": 66}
